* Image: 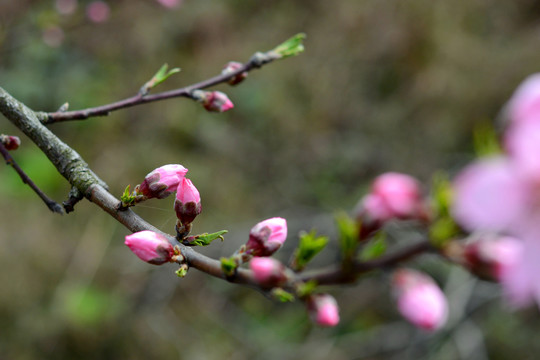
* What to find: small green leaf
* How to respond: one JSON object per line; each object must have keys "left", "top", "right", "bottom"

{"left": 221, "top": 256, "right": 238, "bottom": 277}
{"left": 183, "top": 230, "right": 228, "bottom": 246}
{"left": 175, "top": 264, "right": 189, "bottom": 277}
{"left": 291, "top": 230, "right": 329, "bottom": 271}
{"left": 473, "top": 122, "right": 502, "bottom": 157}
{"left": 431, "top": 172, "right": 453, "bottom": 217}
{"left": 359, "top": 232, "right": 387, "bottom": 261}
{"left": 335, "top": 211, "right": 359, "bottom": 260}
{"left": 120, "top": 185, "right": 136, "bottom": 207}
{"left": 271, "top": 288, "right": 295, "bottom": 302}
{"left": 296, "top": 280, "right": 318, "bottom": 298}
{"left": 140, "top": 63, "right": 181, "bottom": 94}
{"left": 429, "top": 217, "right": 460, "bottom": 248}
{"left": 271, "top": 33, "right": 306, "bottom": 59}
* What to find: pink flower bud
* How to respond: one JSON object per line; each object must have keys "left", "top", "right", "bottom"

{"left": 156, "top": 0, "right": 182, "bottom": 8}
{"left": 125, "top": 230, "right": 175, "bottom": 265}
{"left": 174, "top": 178, "right": 202, "bottom": 225}
{"left": 392, "top": 269, "right": 448, "bottom": 331}
{"left": 222, "top": 61, "right": 248, "bottom": 85}
{"left": 250, "top": 257, "right": 288, "bottom": 287}
{"left": 306, "top": 294, "right": 340, "bottom": 327}
{"left": 357, "top": 172, "right": 425, "bottom": 223}
{"left": 137, "top": 164, "right": 188, "bottom": 199}
{"left": 1, "top": 135, "right": 21, "bottom": 151}
{"left": 464, "top": 236, "right": 523, "bottom": 281}
{"left": 245, "top": 217, "right": 287, "bottom": 257}
{"left": 194, "top": 90, "right": 234, "bottom": 112}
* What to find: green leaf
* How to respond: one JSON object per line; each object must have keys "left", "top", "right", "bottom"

{"left": 296, "top": 280, "right": 318, "bottom": 298}
{"left": 271, "top": 288, "right": 295, "bottom": 302}
{"left": 431, "top": 172, "right": 453, "bottom": 217}
{"left": 120, "top": 185, "right": 136, "bottom": 207}
{"left": 183, "top": 230, "right": 228, "bottom": 246}
{"left": 291, "top": 230, "right": 329, "bottom": 271}
{"left": 473, "top": 122, "right": 502, "bottom": 157}
{"left": 270, "top": 33, "right": 306, "bottom": 59}
{"left": 359, "top": 232, "right": 387, "bottom": 261}
{"left": 335, "top": 211, "right": 359, "bottom": 260}
{"left": 140, "top": 63, "right": 181, "bottom": 94}
{"left": 175, "top": 264, "right": 189, "bottom": 277}
{"left": 429, "top": 217, "right": 460, "bottom": 248}
{"left": 220, "top": 256, "right": 238, "bottom": 277}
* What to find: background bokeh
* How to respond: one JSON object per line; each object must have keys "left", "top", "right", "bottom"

{"left": 2, "top": 1, "right": 540, "bottom": 359}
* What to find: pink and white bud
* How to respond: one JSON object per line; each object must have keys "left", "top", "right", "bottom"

{"left": 392, "top": 269, "right": 448, "bottom": 331}
{"left": 357, "top": 172, "right": 425, "bottom": 223}
{"left": 137, "top": 164, "right": 188, "bottom": 199}
{"left": 1, "top": 135, "right": 21, "bottom": 151}
{"left": 174, "top": 178, "right": 202, "bottom": 225}
{"left": 464, "top": 236, "right": 523, "bottom": 281}
{"left": 194, "top": 90, "right": 234, "bottom": 112}
{"left": 125, "top": 230, "right": 175, "bottom": 265}
{"left": 245, "top": 217, "right": 288, "bottom": 257}
{"left": 250, "top": 257, "right": 288, "bottom": 287}
{"left": 222, "top": 61, "right": 248, "bottom": 85}
{"left": 306, "top": 294, "right": 340, "bottom": 327}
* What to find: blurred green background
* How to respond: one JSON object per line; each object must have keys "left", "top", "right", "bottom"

{"left": 2, "top": 1, "right": 540, "bottom": 359}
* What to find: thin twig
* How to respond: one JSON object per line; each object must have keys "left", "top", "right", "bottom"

{"left": 0, "top": 142, "right": 63, "bottom": 214}
{"left": 40, "top": 61, "right": 258, "bottom": 124}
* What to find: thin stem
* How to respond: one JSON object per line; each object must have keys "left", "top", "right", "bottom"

{"left": 0, "top": 142, "right": 63, "bottom": 214}
{"left": 40, "top": 62, "right": 257, "bottom": 124}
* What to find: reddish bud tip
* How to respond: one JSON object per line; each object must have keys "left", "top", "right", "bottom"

{"left": 249, "top": 257, "right": 288, "bottom": 287}
{"left": 222, "top": 61, "right": 248, "bottom": 85}
{"left": 137, "top": 164, "right": 188, "bottom": 200}
{"left": 174, "top": 178, "right": 202, "bottom": 225}
{"left": 1, "top": 135, "right": 21, "bottom": 151}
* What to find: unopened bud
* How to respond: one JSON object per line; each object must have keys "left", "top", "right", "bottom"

{"left": 174, "top": 178, "right": 202, "bottom": 226}
{"left": 392, "top": 269, "right": 448, "bottom": 331}
{"left": 355, "top": 172, "right": 427, "bottom": 234}
{"left": 136, "top": 164, "right": 188, "bottom": 200}
{"left": 249, "top": 257, "right": 288, "bottom": 287}
{"left": 306, "top": 293, "right": 340, "bottom": 327}
{"left": 125, "top": 230, "right": 175, "bottom": 265}
{"left": 245, "top": 217, "right": 287, "bottom": 257}
{"left": 464, "top": 236, "right": 523, "bottom": 281}
{"left": 192, "top": 90, "right": 234, "bottom": 112}
{"left": 222, "top": 61, "right": 248, "bottom": 85}
{"left": 1, "top": 135, "right": 21, "bottom": 151}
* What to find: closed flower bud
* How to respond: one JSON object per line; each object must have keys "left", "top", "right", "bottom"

{"left": 464, "top": 236, "right": 523, "bottom": 281}
{"left": 250, "top": 257, "right": 288, "bottom": 287}
{"left": 137, "top": 164, "right": 188, "bottom": 199}
{"left": 306, "top": 294, "right": 340, "bottom": 327}
{"left": 1, "top": 135, "right": 21, "bottom": 150}
{"left": 392, "top": 269, "right": 448, "bottom": 331}
{"left": 125, "top": 230, "right": 175, "bottom": 265}
{"left": 193, "top": 90, "right": 234, "bottom": 112}
{"left": 222, "top": 61, "right": 248, "bottom": 85}
{"left": 174, "top": 178, "right": 202, "bottom": 225}
{"left": 355, "top": 173, "right": 427, "bottom": 236}
{"left": 246, "top": 217, "right": 287, "bottom": 257}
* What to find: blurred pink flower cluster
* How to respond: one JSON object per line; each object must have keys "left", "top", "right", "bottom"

{"left": 452, "top": 74, "right": 540, "bottom": 307}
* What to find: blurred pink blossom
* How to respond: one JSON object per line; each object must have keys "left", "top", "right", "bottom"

{"left": 86, "top": 1, "right": 110, "bottom": 23}
{"left": 249, "top": 257, "right": 287, "bottom": 287}
{"left": 452, "top": 73, "right": 540, "bottom": 307}
{"left": 464, "top": 236, "right": 523, "bottom": 281}
{"left": 306, "top": 294, "right": 340, "bottom": 327}
{"left": 56, "top": 0, "right": 78, "bottom": 15}
{"left": 357, "top": 172, "right": 426, "bottom": 223}
{"left": 393, "top": 269, "right": 448, "bottom": 331}
{"left": 156, "top": 0, "right": 182, "bottom": 8}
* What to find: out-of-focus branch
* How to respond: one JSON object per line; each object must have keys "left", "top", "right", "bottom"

{"left": 0, "top": 141, "right": 63, "bottom": 213}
